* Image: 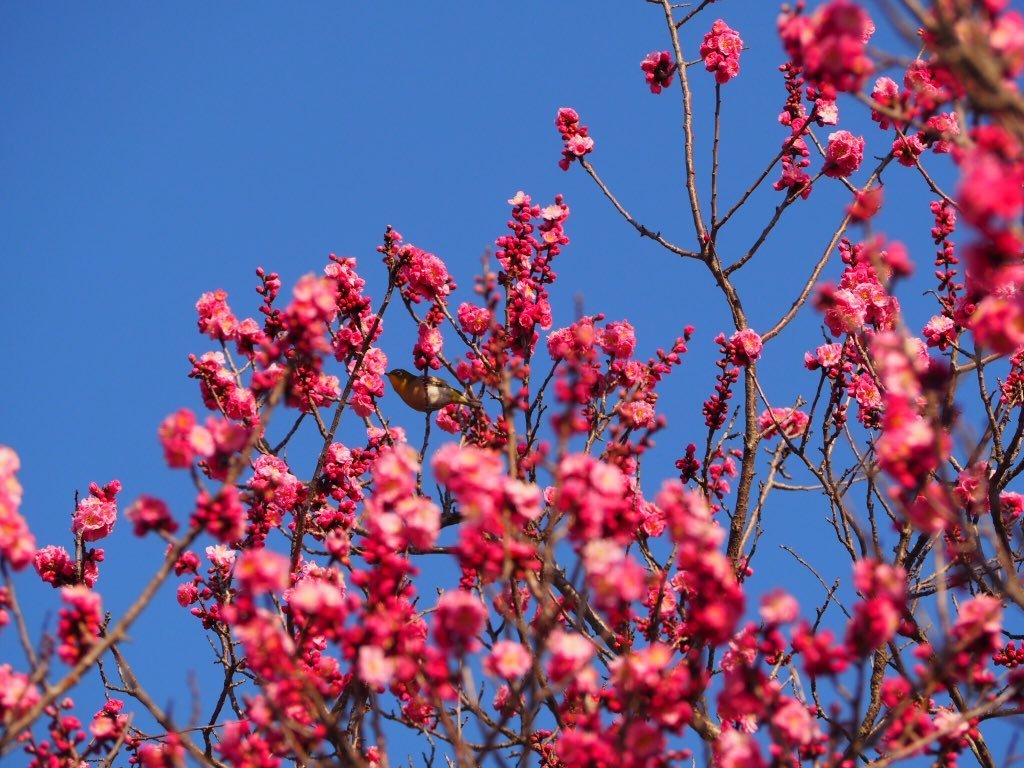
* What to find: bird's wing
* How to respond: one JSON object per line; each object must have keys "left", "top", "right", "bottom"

{"left": 423, "top": 374, "right": 456, "bottom": 389}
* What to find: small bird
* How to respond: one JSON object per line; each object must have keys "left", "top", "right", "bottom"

{"left": 386, "top": 369, "right": 481, "bottom": 412}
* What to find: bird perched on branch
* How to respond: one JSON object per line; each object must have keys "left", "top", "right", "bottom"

{"left": 386, "top": 369, "right": 481, "bottom": 412}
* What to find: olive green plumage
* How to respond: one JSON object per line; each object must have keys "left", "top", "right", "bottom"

{"left": 386, "top": 369, "right": 481, "bottom": 412}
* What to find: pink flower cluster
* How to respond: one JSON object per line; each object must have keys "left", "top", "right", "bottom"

{"left": 233, "top": 549, "right": 290, "bottom": 596}
{"left": 581, "top": 538, "right": 646, "bottom": 618}
{"left": 772, "top": 59, "right": 817, "bottom": 199}
{"left": 413, "top": 322, "right": 443, "bottom": 371}
{"left": 778, "top": 0, "right": 875, "bottom": 99}
{"left": 72, "top": 479, "right": 121, "bottom": 543}
{"left": 0, "top": 663, "right": 40, "bottom": 722}
{"left": 640, "top": 50, "right": 676, "bottom": 94}
{"left": 555, "top": 453, "right": 637, "bottom": 544}
{"left": 124, "top": 494, "right": 178, "bottom": 537}
{"left": 548, "top": 316, "right": 637, "bottom": 362}
{"left": 433, "top": 590, "right": 487, "bottom": 654}
{"left": 704, "top": 335, "right": 741, "bottom": 430}
{"left": 325, "top": 254, "right": 380, "bottom": 359}
{"left": 922, "top": 313, "right": 957, "bottom": 350}
{"left": 90, "top": 699, "right": 128, "bottom": 745}
{"left": 485, "top": 640, "right": 532, "bottom": 680}
{"left": 845, "top": 559, "right": 907, "bottom": 656}
{"left": 870, "top": 332, "right": 951, "bottom": 491}
{"left": 803, "top": 341, "right": 846, "bottom": 375}
{"left": 457, "top": 301, "right": 491, "bottom": 336}
{"left": 57, "top": 585, "right": 103, "bottom": 665}
{"left": 196, "top": 288, "right": 265, "bottom": 354}
{"left": 700, "top": 20, "right": 743, "bottom": 85}
{"left": 726, "top": 328, "right": 762, "bottom": 367}
{"left": 948, "top": 595, "right": 1004, "bottom": 684}
{"left": 868, "top": 64, "right": 962, "bottom": 160}
{"left": 493, "top": 192, "right": 564, "bottom": 358}
{"left": 348, "top": 346, "right": 388, "bottom": 417}
{"left": 190, "top": 351, "right": 259, "bottom": 421}
{"left": 158, "top": 407, "right": 215, "bottom": 468}
{"left": 191, "top": 486, "right": 246, "bottom": 544}
{"left": 396, "top": 244, "right": 454, "bottom": 305}
{"left": 892, "top": 132, "right": 925, "bottom": 167}
{"left": 364, "top": 445, "right": 440, "bottom": 551}
{"left": 0, "top": 446, "right": 34, "bottom": 570}
{"left": 244, "top": 454, "right": 305, "bottom": 546}
{"left": 815, "top": 239, "right": 901, "bottom": 336}
{"left": 822, "top": 130, "right": 864, "bottom": 178}
{"left": 953, "top": 127, "right": 1024, "bottom": 353}
{"left": 757, "top": 407, "right": 809, "bottom": 439}
{"left": 281, "top": 273, "right": 340, "bottom": 356}
{"left": 555, "top": 107, "right": 594, "bottom": 170}
{"left": 158, "top": 407, "right": 249, "bottom": 480}
{"left": 433, "top": 444, "right": 542, "bottom": 581}
{"left": 659, "top": 483, "right": 743, "bottom": 645}
{"left": 34, "top": 544, "right": 100, "bottom": 589}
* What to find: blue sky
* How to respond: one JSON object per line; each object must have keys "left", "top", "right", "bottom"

{"left": 2, "top": 0, "right": 1011, "bottom": 762}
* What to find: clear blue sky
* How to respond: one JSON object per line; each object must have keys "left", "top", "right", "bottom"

{"left": 1, "top": 0, "right": 997, "bottom": 762}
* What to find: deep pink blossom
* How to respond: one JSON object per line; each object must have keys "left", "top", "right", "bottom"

{"left": 248, "top": 455, "right": 303, "bottom": 513}
{"left": 33, "top": 544, "right": 92, "bottom": 588}
{"left": 597, "top": 320, "right": 636, "bottom": 359}
{"left": 922, "top": 314, "right": 957, "bottom": 350}
{"left": 823, "top": 130, "right": 865, "bottom": 178}
{"left": 848, "top": 185, "right": 884, "bottom": 221}
{"left": 804, "top": 342, "right": 845, "bottom": 373}
{"left": 433, "top": 590, "right": 487, "bottom": 654}
{"left": 191, "top": 486, "right": 246, "bottom": 544}
{"left": 158, "top": 408, "right": 214, "bottom": 469}
{"left": 365, "top": 446, "right": 440, "bottom": 551}
{"left": 870, "top": 76, "right": 903, "bottom": 129}
{"left": 348, "top": 346, "right": 387, "bottom": 417}
{"left": 778, "top": 1, "right": 875, "bottom": 97}
{"left": 196, "top": 289, "right": 238, "bottom": 342}
{"left": 555, "top": 107, "right": 594, "bottom": 170}
{"left": 72, "top": 480, "right": 121, "bottom": 543}
{"left": 876, "top": 399, "right": 948, "bottom": 490}
{"left": 727, "top": 328, "right": 762, "bottom": 366}
{"left": 414, "top": 322, "right": 444, "bottom": 370}
{"left": 992, "top": 10, "right": 1024, "bottom": 76}
{"left": 893, "top": 133, "right": 926, "bottom": 166}
{"left": 924, "top": 112, "right": 960, "bottom": 154}
{"left": 757, "top": 407, "right": 809, "bottom": 439}
{"left": 396, "top": 245, "right": 453, "bottom": 304}
{"left": 90, "top": 699, "right": 128, "bottom": 743}
{"left": 125, "top": 495, "right": 179, "bottom": 537}
{"left": 457, "top": 302, "right": 491, "bottom": 335}
{"left": 815, "top": 98, "right": 839, "bottom": 125}
{"left": 700, "top": 21, "right": 743, "bottom": 84}
{"left": 957, "top": 126, "right": 1024, "bottom": 227}
{"left": 57, "top": 585, "right": 103, "bottom": 665}
{"left": 640, "top": 50, "right": 677, "bottom": 93}
{"left": 582, "top": 539, "right": 646, "bottom": 612}
{"left": 845, "top": 559, "right": 907, "bottom": 656}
